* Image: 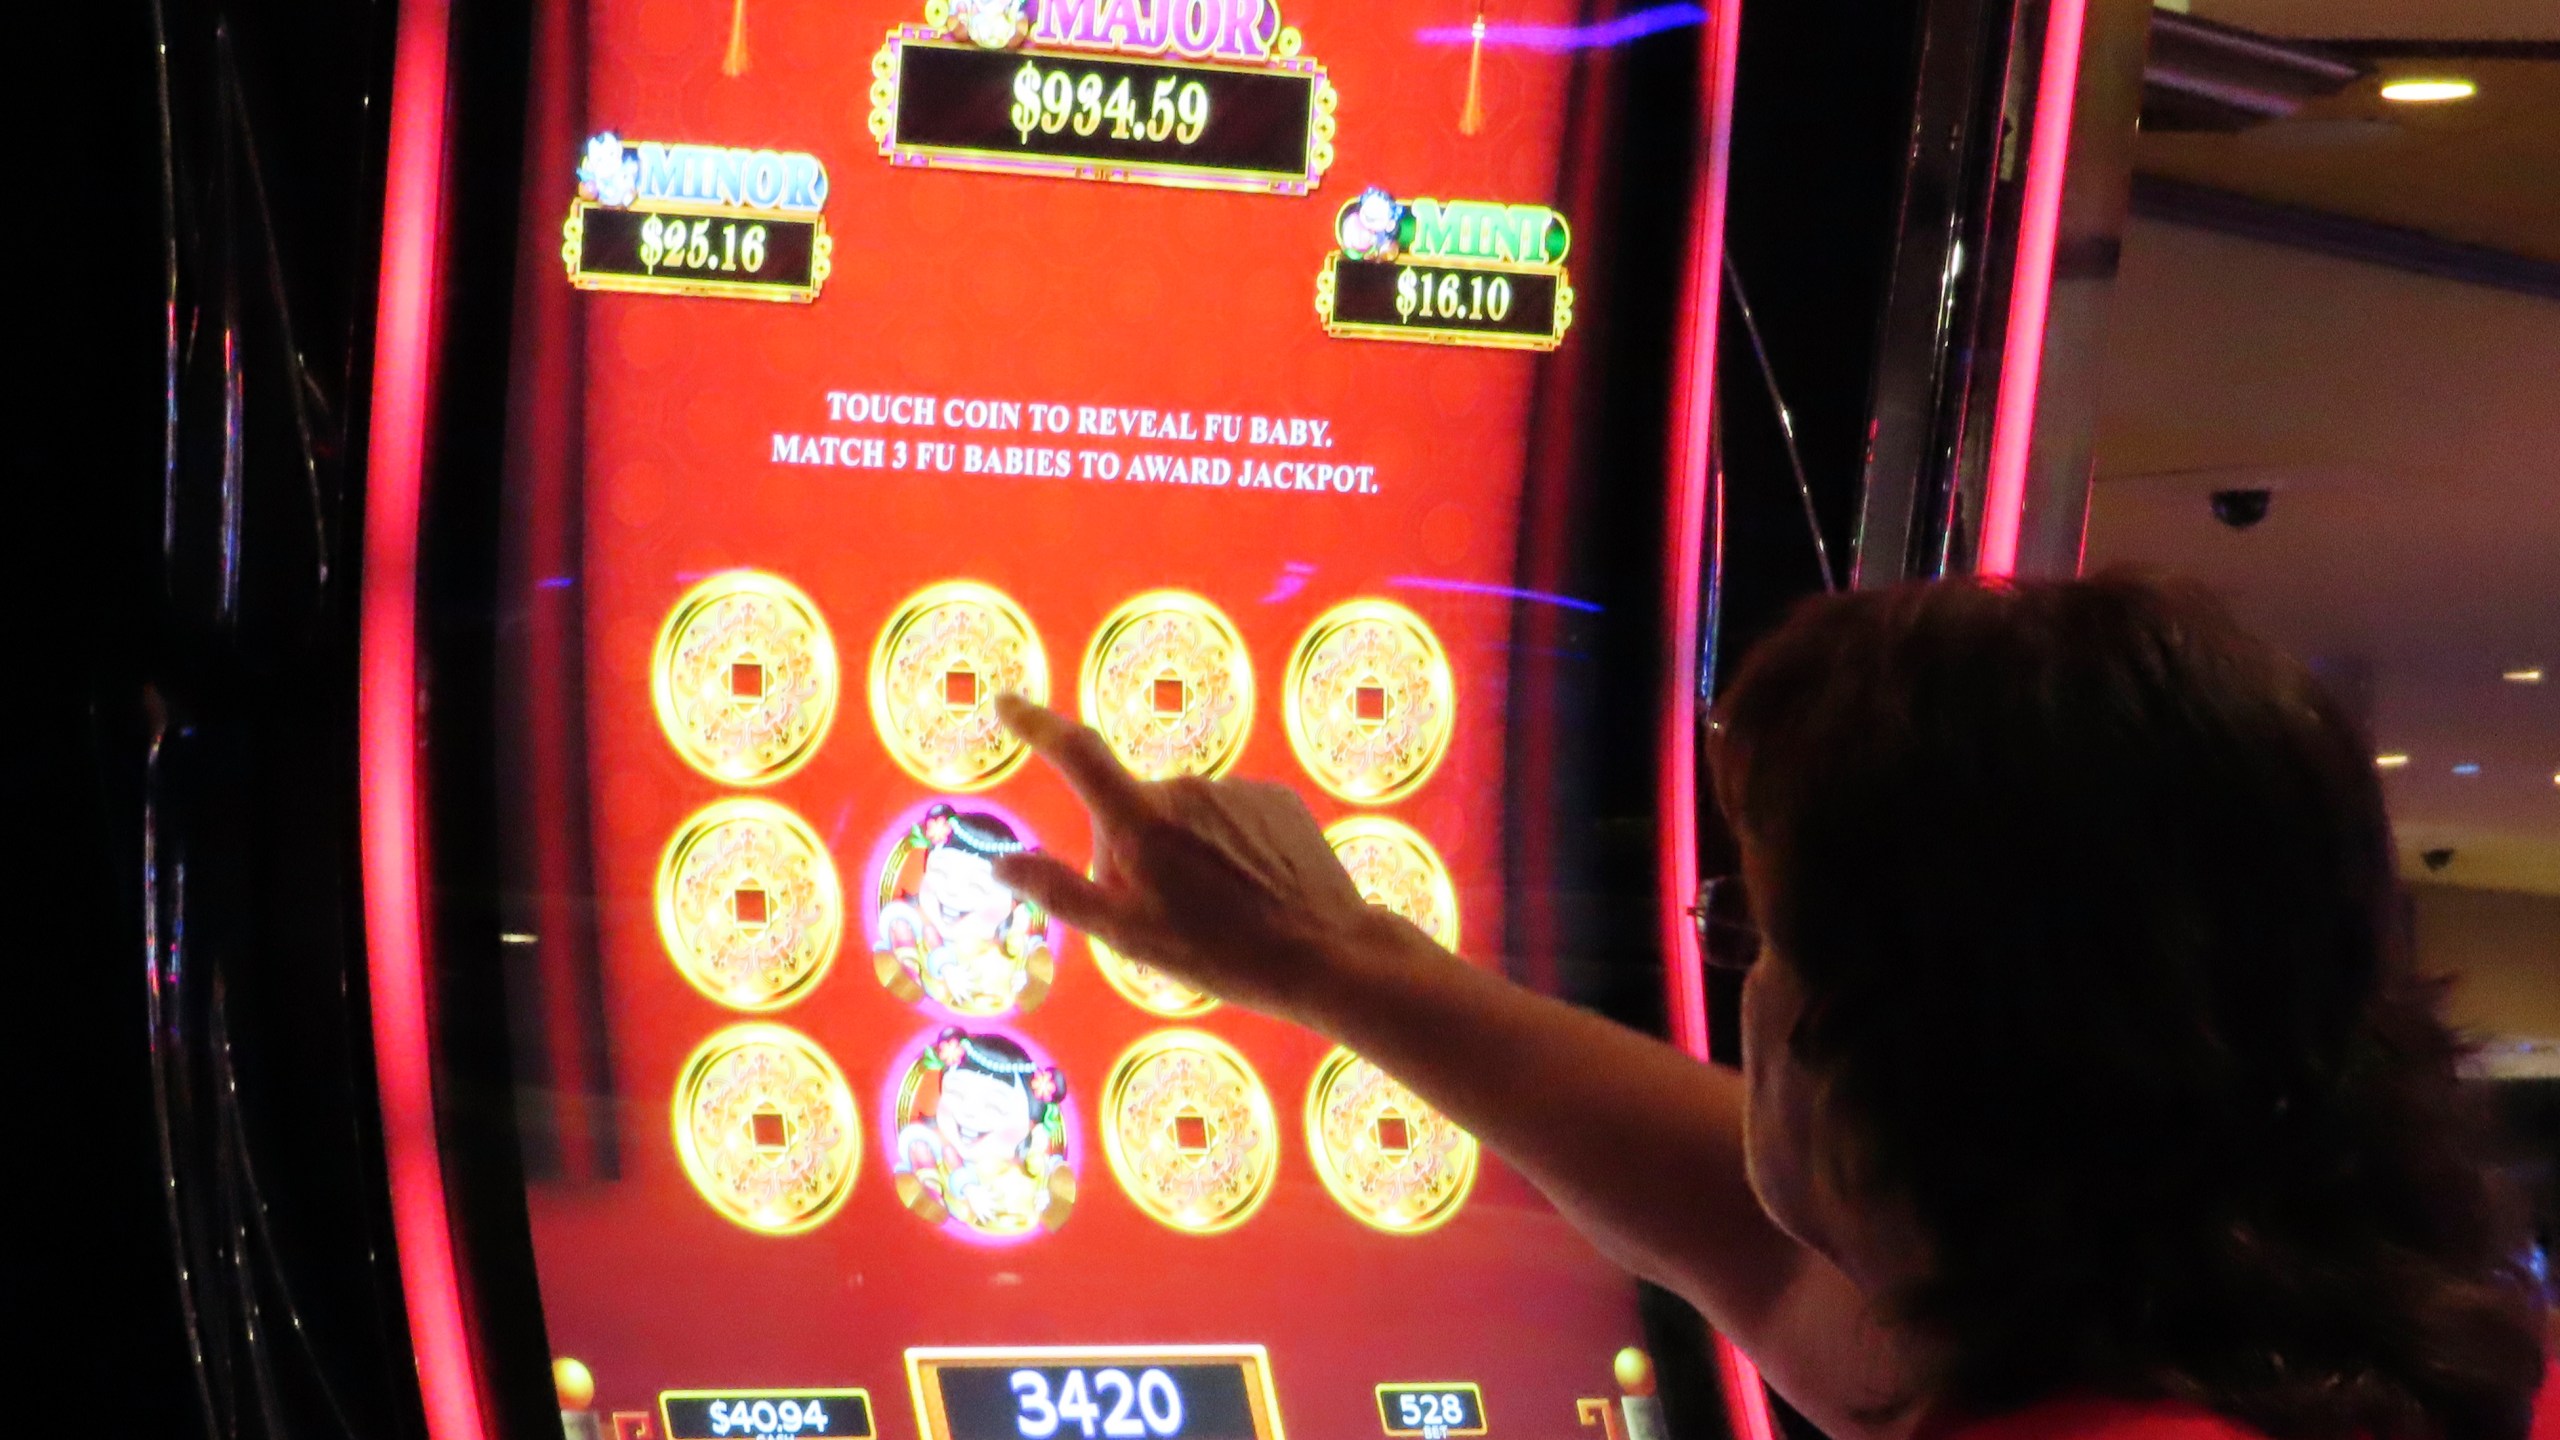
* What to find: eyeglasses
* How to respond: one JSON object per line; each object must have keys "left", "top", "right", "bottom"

{"left": 1689, "top": 875, "right": 1765, "bottom": 973}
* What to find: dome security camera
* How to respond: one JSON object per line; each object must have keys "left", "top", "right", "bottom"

{"left": 2421, "top": 847, "right": 2456, "bottom": 873}
{"left": 2210, "top": 489, "right": 2273, "bottom": 530}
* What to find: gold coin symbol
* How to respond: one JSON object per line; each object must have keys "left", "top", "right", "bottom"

{"left": 656, "top": 799, "right": 843, "bottom": 1010}
{"left": 1305, "top": 1047, "right": 1478, "bottom": 1234}
{"left": 671, "top": 1024, "right": 861, "bottom": 1235}
{"left": 1079, "top": 590, "right": 1254, "bottom": 780}
{"left": 1089, "top": 936, "right": 1218, "bottom": 1018}
{"left": 652, "top": 571, "right": 839, "bottom": 785}
{"left": 1102, "top": 1031, "right": 1279, "bottom": 1235}
{"left": 1324, "top": 815, "right": 1460, "bottom": 951}
{"left": 869, "top": 581, "right": 1049, "bottom": 790}
{"left": 1282, "top": 599, "right": 1453, "bottom": 804}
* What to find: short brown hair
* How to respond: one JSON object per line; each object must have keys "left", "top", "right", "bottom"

{"left": 1709, "top": 572, "right": 2545, "bottom": 1439}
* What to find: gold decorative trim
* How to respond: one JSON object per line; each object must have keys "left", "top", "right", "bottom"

{"left": 1314, "top": 252, "right": 1573, "bottom": 352}
{"left": 562, "top": 198, "right": 832, "bottom": 304}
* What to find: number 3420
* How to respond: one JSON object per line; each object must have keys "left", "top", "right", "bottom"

{"left": 1011, "top": 1369, "right": 1185, "bottom": 1440}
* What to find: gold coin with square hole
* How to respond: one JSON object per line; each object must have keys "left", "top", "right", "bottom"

{"left": 1079, "top": 591, "right": 1254, "bottom": 780}
{"left": 1102, "top": 1031, "right": 1278, "bottom": 1235}
{"left": 1325, "top": 815, "right": 1460, "bottom": 951}
{"left": 653, "top": 571, "right": 839, "bottom": 785}
{"left": 657, "top": 799, "right": 843, "bottom": 1011}
{"left": 1282, "top": 599, "right": 1453, "bottom": 804}
{"left": 1090, "top": 935, "right": 1218, "bottom": 1018}
{"left": 869, "top": 581, "right": 1048, "bottom": 790}
{"left": 1306, "top": 1047, "right": 1477, "bottom": 1234}
{"left": 672, "top": 1024, "right": 860, "bottom": 1235}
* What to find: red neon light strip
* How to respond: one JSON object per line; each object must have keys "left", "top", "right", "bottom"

{"left": 1661, "top": 0, "right": 1741, "bottom": 1062}
{"left": 1717, "top": 1341, "right": 1784, "bottom": 1440}
{"left": 1977, "top": 0, "right": 2091, "bottom": 578}
{"left": 359, "top": 2, "right": 490, "bottom": 1439}
{"left": 1660, "top": 4, "right": 1781, "bottom": 1438}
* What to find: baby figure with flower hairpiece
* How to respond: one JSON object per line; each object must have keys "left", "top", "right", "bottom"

{"left": 875, "top": 805, "right": 1054, "bottom": 1014}
{"left": 894, "top": 1028, "right": 1073, "bottom": 1237}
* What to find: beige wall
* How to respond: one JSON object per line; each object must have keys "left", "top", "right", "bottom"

{"left": 2411, "top": 882, "right": 2560, "bottom": 1044}
{"left": 2086, "top": 218, "right": 2560, "bottom": 898}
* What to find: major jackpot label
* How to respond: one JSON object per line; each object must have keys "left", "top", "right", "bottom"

{"left": 869, "top": 0, "right": 1338, "bottom": 194}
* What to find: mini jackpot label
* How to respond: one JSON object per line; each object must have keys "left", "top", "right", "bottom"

{"left": 563, "top": 135, "right": 834, "bottom": 302}
{"left": 1317, "top": 193, "right": 1575, "bottom": 351}
{"left": 906, "top": 1347, "right": 1281, "bottom": 1440}
{"left": 658, "top": 1389, "right": 875, "bottom": 1440}
{"left": 869, "top": 0, "right": 1336, "bottom": 194}
{"left": 1375, "top": 1384, "right": 1486, "bottom": 1439}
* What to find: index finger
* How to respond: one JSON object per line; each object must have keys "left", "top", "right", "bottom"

{"left": 996, "top": 693, "right": 1156, "bottom": 830}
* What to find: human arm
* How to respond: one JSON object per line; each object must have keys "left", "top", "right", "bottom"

{"left": 990, "top": 698, "right": 1919, "bottom": 1438}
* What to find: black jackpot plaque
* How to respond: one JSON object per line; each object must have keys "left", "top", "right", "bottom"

{"left": 1375, "top": 1384, "right": 1486, "bottom": 1438}
{"left": 658, "top": 1390, "right": 874, "bottom": 1440}
{"left": 882, "top": 39, "right": 1325, "bottom": 192}
{"left": 567, "top": 203, "right": 827, "bottom": 302}
{"left": 907, "top": 1349, "right": 1280, "bottom": 1440}
{"left": 1322, "top": 257, "right": 1569, "bottom": 351}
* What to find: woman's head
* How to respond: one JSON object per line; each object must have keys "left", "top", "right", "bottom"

{"left": 1707, "top": 572, "right": 2544, "bottom": 1440}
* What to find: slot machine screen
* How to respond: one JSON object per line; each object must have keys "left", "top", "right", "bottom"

{"left": 488, "top": 3, "right": 1734, "bottom": 1438}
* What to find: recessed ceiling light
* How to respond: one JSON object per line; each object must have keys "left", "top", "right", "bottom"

{"left": 2503, "top": 665, "right": 2545, "bottom": 684}
{"left": 2451, "top": 762, "right": 2482, "bottom": 776}
{"left": 2375, "top": 753, "right": 2410, "bottom": 769}
{"left": 2380, "top": 78, "right": 2477, "bottom": 103}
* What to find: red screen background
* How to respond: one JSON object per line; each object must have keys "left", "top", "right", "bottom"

{"left": 516, "top": 2, "right": 1687, "bottom": 1434}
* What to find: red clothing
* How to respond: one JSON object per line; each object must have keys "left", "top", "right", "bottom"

{"left": 1916, "top": 1399, "right": 2264, "bottom": 1440}
{"left": 1918, "top": 1365, "right": 2560, "bottom": 1440}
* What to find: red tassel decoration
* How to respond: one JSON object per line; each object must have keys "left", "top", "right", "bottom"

{"left": 722, "top": 0, "right": 750, "bottom": 76}
{"left": 1459, "top": 0, "right": 1488, "bottom": 135}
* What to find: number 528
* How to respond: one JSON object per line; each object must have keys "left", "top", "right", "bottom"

{"left": 1395, "top": 1393, "right": 1468, "bottom": 1430}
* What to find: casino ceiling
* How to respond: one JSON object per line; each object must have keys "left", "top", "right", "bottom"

{"left": 2155, "top": 0, "right": 2560, "bottom": 259}
{"left": 2085, "top": 1, "right": 2560, "bottom": 896}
